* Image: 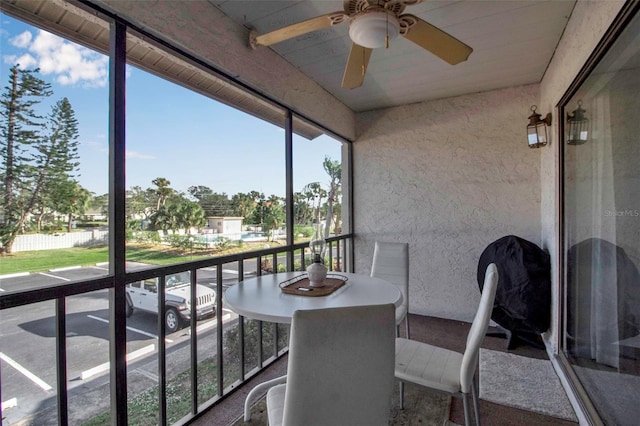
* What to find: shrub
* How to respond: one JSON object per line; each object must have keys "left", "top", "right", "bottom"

{"left": 164, "top": 234, "right": 195, "bottom": 250}
{"left": 132, "top": 231, "right": 162, "bottom": 245}
{"left": 294, "top": 225, "right": 314, "bottom": 238}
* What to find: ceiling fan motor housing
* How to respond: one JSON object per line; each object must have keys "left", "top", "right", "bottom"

{"left": 349, "top": 9, "right": 401, "bottom": 49}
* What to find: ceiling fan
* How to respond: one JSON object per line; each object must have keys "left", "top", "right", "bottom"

{"left": 249, "top": 0, "right": 473, "bottom": 89}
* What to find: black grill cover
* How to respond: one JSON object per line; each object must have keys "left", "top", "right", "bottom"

{"left": 478, "top": 235, "right": 551, "bottom": 338}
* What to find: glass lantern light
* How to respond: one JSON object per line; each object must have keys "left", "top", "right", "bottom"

{"left": 527, "top": 105, "right": 552, "bottom": 148}
{"left": 566, "top": 100, "right": 589, "bottom": 145}
{"left": 306, "top": 223, "right": 328, "bottom": 287}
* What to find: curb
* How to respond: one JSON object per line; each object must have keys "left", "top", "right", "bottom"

{"left": 0, "top": 272, "right": 30, "bottom": 280}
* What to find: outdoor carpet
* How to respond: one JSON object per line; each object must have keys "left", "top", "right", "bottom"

{"left": 479, "top": 348, "right": 577, "bottom": 422}
{"left": 229, "top": 382, "right": 455, "bottom": 426}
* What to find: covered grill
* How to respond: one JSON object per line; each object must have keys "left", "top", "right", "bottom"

{"left": 478, "top": 235, "right": 551, "bottom": 349}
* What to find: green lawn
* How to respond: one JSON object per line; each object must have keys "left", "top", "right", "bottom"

{"left": 0, "top": 241, "right": 292, "bottom": 275}
{"left": 0, "top": 246, "right": 110, "bottom": 275}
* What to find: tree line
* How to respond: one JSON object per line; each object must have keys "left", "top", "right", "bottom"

{"left": 114, "top": 155, "right": 341, "bottom": 241}
{"left": 1, "top": 66, "right": 341, "bottom": 254}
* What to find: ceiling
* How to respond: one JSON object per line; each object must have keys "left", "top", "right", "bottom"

{"left": 211, "top": 0, "right": 577, "bottom": 112}
{"left": 1, "top": 0, "right": 578, "bottom": 132}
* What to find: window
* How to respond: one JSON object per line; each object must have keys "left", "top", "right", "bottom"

{"left": 561, "top": 5, "right": 640, "bottom": 424}
{"left": 0, "top": 13, "right": 110, "bottom": 424}
{"left": 1, "top": 3, "right": 350, "bottom": 425}
{"left": 292, "top": 117, "right": 344, "bottom": 271}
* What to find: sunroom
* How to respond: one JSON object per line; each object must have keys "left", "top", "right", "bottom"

{"left": 0, "top": 0, "right": 639, "bottom": 425}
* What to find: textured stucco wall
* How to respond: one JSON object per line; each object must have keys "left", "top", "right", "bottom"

{"left": 539, "top": 0, "right": 626, "bottom": 352}
{"left": 353, "top": 85, "right": 542, "bottom": 322}
{"left": 93, "top": 0, "right": 355, "bottom": 140}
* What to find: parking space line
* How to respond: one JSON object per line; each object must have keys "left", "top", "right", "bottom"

{"left": 0, "top": 352, "right": 52, "bottom": 392}
{"left": 0, "top": 288, "right": 5, "bottom": 292}
{"left": 189, "top": 311, "right": 232, "bottom": 334}
{"left": 81, "top": 344, "right": 155, "bottom": 380}
{"left": 2, "top": 397, "right": 17, "bottom": 410}
{"left": 86, "top": 315, "right": 173, "bottom": 342}
{"left": 39, "top": 272, "right": 70, "bottom": 281}
{"left": 91, "top": 265, "right": 108, "bottom": 271}
{"left": 50, "top": 266, "right": 81, "bottom": 272}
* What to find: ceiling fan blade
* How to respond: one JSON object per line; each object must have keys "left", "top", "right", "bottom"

{"left": 342, "top": 43, "right": 373, "bottom": 89}
{"left": 253, "top": 12, "right": 348, "bottom": 47}
{"left": 400, "top": 14, "right": 472, "bottom": 65}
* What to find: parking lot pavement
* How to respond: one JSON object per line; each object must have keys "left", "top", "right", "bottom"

{"left": 1, "top": 298, "right": 237, "bottom": 425}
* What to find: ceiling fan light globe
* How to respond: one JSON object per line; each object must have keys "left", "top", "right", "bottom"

{"left": 349, "top": 11, "right": 400, "bottom": 49}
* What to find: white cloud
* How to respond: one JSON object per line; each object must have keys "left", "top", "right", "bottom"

{"left": 4, "top": 29, "right": 108, "bottom": 88}
{"left": 3, "top": 53, "right": 37, "bottom": 68}
{"left": 10, "top": 31, "right": 32, "bottom": 48}
{"left": 126, "top": 151, "right": 156, "bottom": 160}
{"left": 83, "top": 142, "right": 154, "bottom": 160}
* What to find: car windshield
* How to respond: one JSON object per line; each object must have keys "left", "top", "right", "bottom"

{"left": 166, "top": 272, "right": 190, "bottom": 289}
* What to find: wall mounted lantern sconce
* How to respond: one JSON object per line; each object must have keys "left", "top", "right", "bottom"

{"left": 566, "top": 100, "right": 589, "bottom": 145}
{"left": 527, "top": 105, "right": 552, "bottom": 148}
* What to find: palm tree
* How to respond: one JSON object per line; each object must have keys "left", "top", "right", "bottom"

{"left": 263, "top": 195, "right": 285, "bottom": 241}
{"left": 322, "top": 156, "right": 341, "bottom": 237}
{"left": 50, "top": 180, "right": 92, "bottom": 232}
{"left": 303, "top": 182, "right": 326, "bottom": 223}
{"left": 179, "top": 200, "right": 206, "bottom": 232}
{"left": 152, "top": 177, "right": 173, "bottom": 211}
{"left": 151, "top": 196, "right": 205, "bottom": 234}
{"left": 231, "top": 192, "right": 257, "bottom": 221}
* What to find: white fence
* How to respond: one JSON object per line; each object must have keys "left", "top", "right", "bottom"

{"left": 10, "top": 230, "right": 109, "bottom": 252}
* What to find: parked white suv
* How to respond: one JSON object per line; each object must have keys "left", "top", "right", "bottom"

{"left": 125, "top": 272, "right": 216, "bottom": 333}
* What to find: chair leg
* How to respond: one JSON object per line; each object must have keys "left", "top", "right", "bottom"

{"left": 397, "top": 316, "right": 410, "bottom": 338}
{"left": 471, "top": 380, "right": 481, "bottom": 426}
{"left": 462, "top": 393, "right": 472, "bottom": 426}
{"left": 405, "top": 315, "right": 410, "bottom": 339}
{"left": 399, "top": 381, "right": 405, "bottom": 409}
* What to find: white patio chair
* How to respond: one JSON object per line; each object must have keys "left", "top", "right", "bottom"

{"left": 371, "top": 240, "right": 410, "bottom": 337}
{"left": 266, "top": 304, "right": 396, "bottom": 426}
{"left": 394, "top": 263, "right": 499, "bottom": 426}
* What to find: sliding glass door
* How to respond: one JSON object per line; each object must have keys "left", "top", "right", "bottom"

{"left": 562, "top": 5, "right": 640, "bottom": 424}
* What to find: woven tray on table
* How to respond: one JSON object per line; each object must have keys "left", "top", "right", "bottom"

{"left": 279, "top": 274, "right": 348, "bottom": 297}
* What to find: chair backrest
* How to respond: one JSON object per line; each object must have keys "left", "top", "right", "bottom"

{"left": 371, "top": 241, "right": 409, "bottom": 310}
{"left": 460, "top": 263, "right": 499, "bottom": 393}
{"left": 282, "top": 304, "right": 396, "bottom": 426}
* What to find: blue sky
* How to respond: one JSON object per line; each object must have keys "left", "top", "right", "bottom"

{"left": 0, "top": 13, "right": 341, "bottom": 198}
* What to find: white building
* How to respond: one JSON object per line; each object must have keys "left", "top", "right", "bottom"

{"left": 206, "top": 216, "right": 243, "bottom": 235}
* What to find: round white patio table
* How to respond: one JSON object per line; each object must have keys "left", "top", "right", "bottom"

{"left": 224, "top": 271, "right": 403, "bottom": 324}
{"left": 223, "top": 271, "right": 403, "bottom": 421}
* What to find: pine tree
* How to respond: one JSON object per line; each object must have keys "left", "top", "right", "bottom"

{"left": 25, "top": 97, "right": 82, "bottom": 231}
{"left": 0, "top": 66, "right": 52, "bottom": 254}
